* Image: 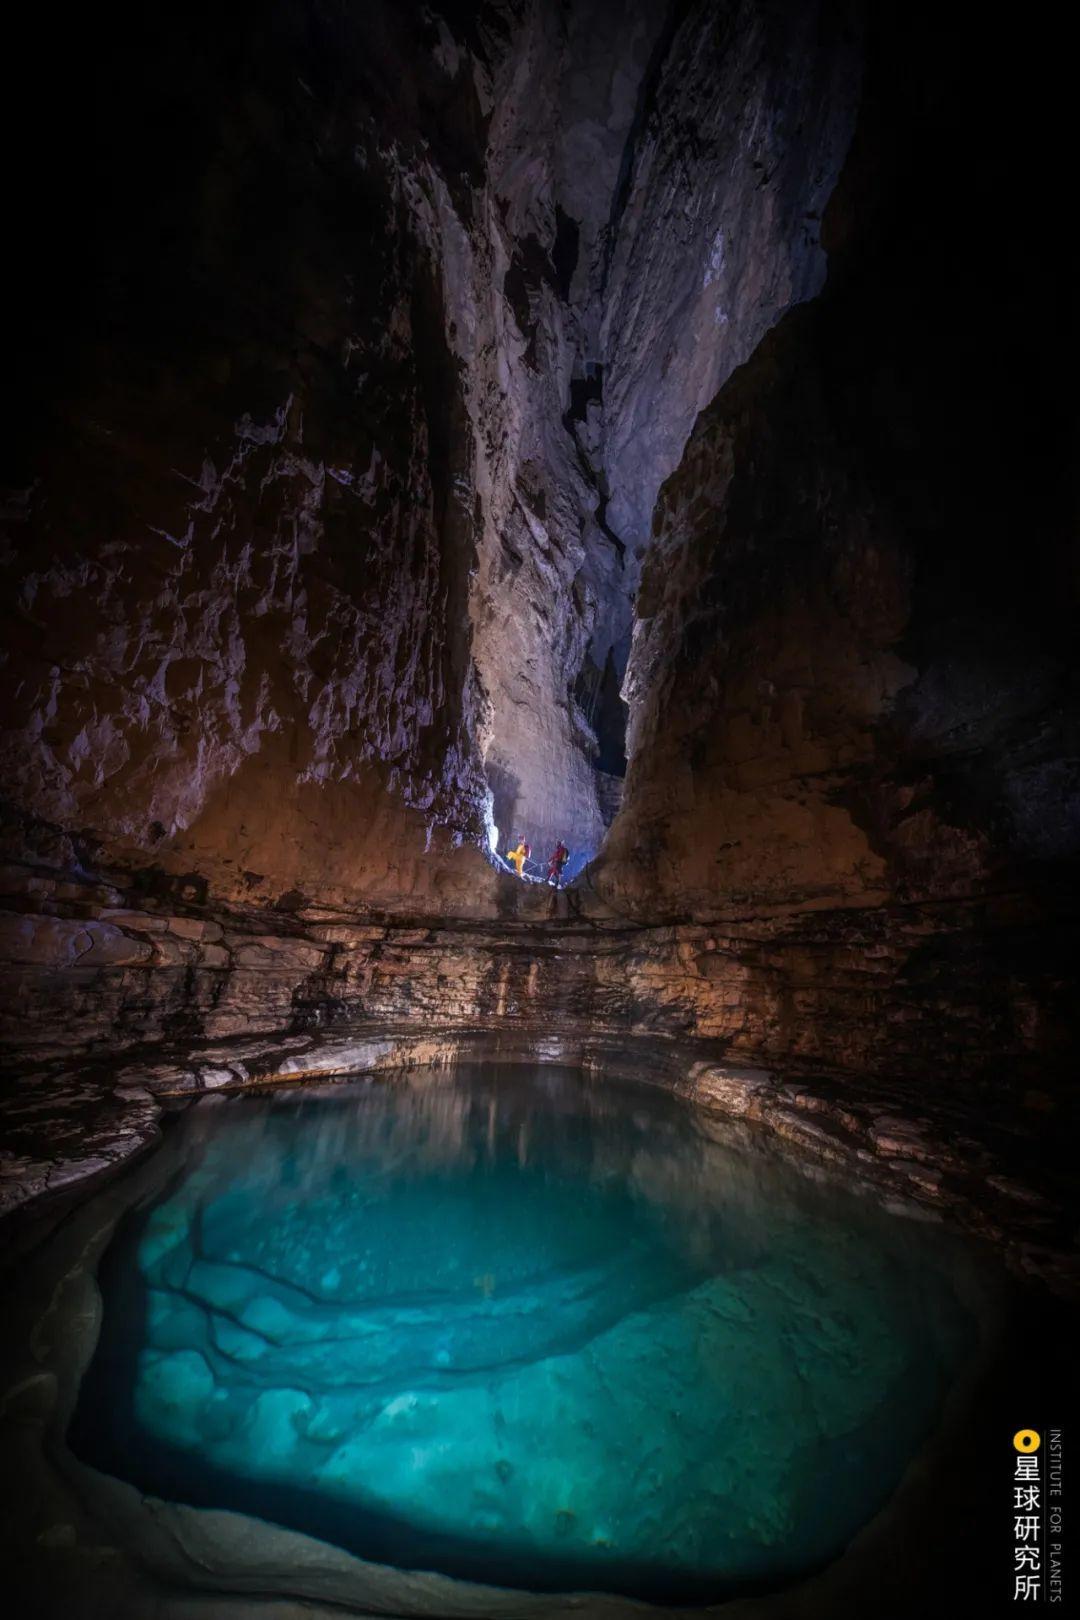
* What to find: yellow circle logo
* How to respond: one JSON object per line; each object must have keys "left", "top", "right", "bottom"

{"left": 1014, "top": 1429, "right": 1041, "bottom": 1453}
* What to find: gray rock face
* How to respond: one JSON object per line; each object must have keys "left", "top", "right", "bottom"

{"left": 451, "top": 0, "right": 667, "bottom": 862}
{"left": 601, "top": 0, "right": 858, "bottom": 566}
{"left": 460, "top": 0, "right": 858, "bottom": 860}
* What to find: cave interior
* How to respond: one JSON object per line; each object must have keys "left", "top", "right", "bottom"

{"left": 0, "top": 1, "right": 1076, "bottom": 1616}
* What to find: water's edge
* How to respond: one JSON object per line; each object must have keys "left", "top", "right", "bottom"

{"left": 0, "top": 1051, "right": 1025, "bottom": 1619}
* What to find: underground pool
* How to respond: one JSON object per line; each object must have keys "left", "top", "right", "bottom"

{"left": 70, "top": 1064, "right": 987, "bottom": 1603}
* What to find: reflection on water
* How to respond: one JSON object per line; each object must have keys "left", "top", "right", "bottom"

{"left": 72, "top": 1064, "right": 984, "bottom": 1601}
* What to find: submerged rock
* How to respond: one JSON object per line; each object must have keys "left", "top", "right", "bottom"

{"left": 73, "top": 1071, "right": 984, "bottom": 1597}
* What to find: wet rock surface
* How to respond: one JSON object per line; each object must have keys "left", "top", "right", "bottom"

{"left": 0, "top": 908, "right": 1075, "bottom": 1296}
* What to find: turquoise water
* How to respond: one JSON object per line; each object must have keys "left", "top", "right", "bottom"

{"left": 72, "top": 1065, "right": 981, "bottom": 1601}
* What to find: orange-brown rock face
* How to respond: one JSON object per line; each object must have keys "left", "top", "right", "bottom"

{"left": 2, "top": 2, "right": 498, "bottom": 911}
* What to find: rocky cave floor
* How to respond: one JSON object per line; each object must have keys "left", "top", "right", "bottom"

{"left": 2, "top": 865, "right": 1076, "bottom": 1300}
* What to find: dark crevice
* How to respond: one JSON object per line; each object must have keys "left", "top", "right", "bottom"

{"left": 552, "top": 205, "right": 580, "bottom": 302}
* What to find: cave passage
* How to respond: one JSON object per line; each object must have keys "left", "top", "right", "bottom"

{"left": 0, "top": 4, "right": 1075, "bottom": 1614}
{"left": 72, "top": 1066, "right": 984, "bottom": 1602}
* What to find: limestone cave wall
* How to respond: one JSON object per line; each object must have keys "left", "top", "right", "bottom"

{"left": 468, "top": 0, "right": 858, "bottom": 862}
{"left": 1, "top": 0, "right": 859, "bottom": 900}
{"left": 3, "top": 0, "right": 500, "bottom": 914}
{"left": 0, "top": 1, "right": 1075, "bottom": 1123}
{"left": 597, "top": 5, "right": 1078, "bottom": 1090}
